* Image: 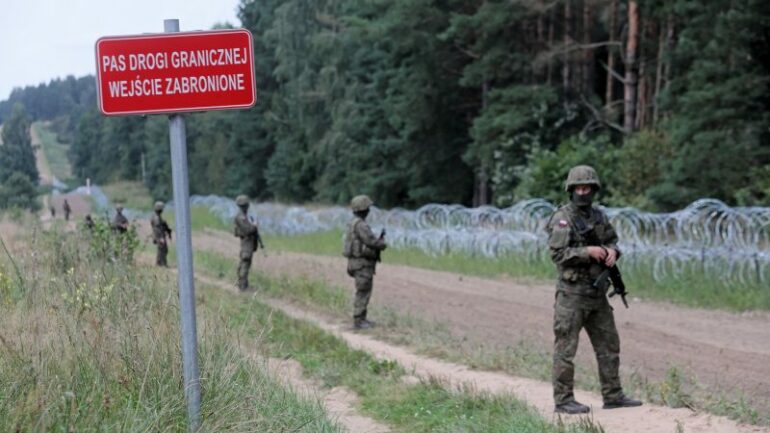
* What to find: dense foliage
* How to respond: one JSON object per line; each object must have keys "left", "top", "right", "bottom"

{"left": 0, "top": 104, "right": 39, "bottom": 210}
{"left": 1, "top": 0, "right": 768, "bottom": 211}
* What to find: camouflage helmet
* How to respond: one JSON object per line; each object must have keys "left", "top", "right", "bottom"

{"left": 564, "top": 165, "right": 602, "bottom": 192}
{"left": 116, "top": 204, "right": 124, "bottom": 211}
{"left": 154, "top": 201, "right": 164, "bottom": 212}
{"left": 235, "top": 195, "right": 250, "bottom": 206}
{"left": 350, "top": 195, "right": 373, "bottom": 212}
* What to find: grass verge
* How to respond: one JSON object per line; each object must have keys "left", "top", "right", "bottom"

{"left": 0, "top": 223, "right": 342, "bottom": 432}
{"left": 262, "top": 229, "right": 770, "bottom": 312}
{"left": 101, "top": 181, "right": 154, "bottom": 212}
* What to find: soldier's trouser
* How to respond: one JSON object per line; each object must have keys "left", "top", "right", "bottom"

{"left": 351, "top": 266, "right": 374, "bottom": 320}
{"left": 553, "top": 292, "right": 622, "bottom": 405}
{"left": 237, "top": 252, "right": 253, "bottom": 290}
{"left": 156, "top": 241, "right": 168, "bottom": 267}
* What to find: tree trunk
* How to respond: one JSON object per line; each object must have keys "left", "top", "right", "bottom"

{"left": 653, "top": 18, "right": 665, "bottom": 125}
{"left": 605, "top": 0, "right": 617, "bottom": 109}
{"left": 623, "top": 0, "right": 639, "bottom": 133}
{"left": 473, "top": 82, "right": 492, "bottom": 207}
{"left": 635, "top": 16, "right": 648, "bottom": 130}
{"left": 636, "top": 58, "right": 646, "bottom": 130}
{"left": 537, "top": 13, "right": 545, "bottom": 82}
{"left": 547, "top": 6, "right": 555, "bottom": 85}
{"left": 563, "top": 0, "right": 572, "bottom": 95}
{"left": 582, "top": 0, "right": 594, "bottom": 95}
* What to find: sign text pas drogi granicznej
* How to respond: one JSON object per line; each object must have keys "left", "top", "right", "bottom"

{"left": 95, "top": 29, "right": 256, "bottom": 115}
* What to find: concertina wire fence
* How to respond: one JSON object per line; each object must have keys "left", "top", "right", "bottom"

{"left": 78, "top": 186, "right": 769, "bottom": 287}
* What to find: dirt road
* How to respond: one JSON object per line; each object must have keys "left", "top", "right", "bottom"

{"left": 193, "top": 230, "right": 770, "bottom": 415}
{"left": 194, "top": 267, "right": 769, "bottom": 433}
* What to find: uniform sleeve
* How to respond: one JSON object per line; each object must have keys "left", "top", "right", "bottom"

{"left": 547, "top": 211, "right": 590, "bottom": 266}
{"left": 235, "top": 214, "right": 257, "bottom": 235}
{"left": 151, "top": 216, "right": 160, "bottom": 236}
{"left": 600, "top": 213, "right": 622, "bottom": 258}
{"left": 355, "top": 221, "right": 386, "bottom": 250}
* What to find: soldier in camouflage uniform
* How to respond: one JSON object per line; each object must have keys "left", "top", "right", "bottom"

{"left": 546, "top": 165, "right": 642, "bottom": 414}
{"left": 150, "top": 201, "right": 172, "bottom": 267}
{"left": 343, "top": 195, "right": 387, "bottom": 329}
{"left": 63, "top": 199, "right": 72, "bottom": 221}
{"left": 84, "top": 214, "right": 95, "bottom": 231}
{"left": 233, "top": 195, "right": 261, "bottom": 291}
{"left": 112, "top": 204, "right": 129, "bottom": 233}
{"left": 111, "top": 204, "right": 131, "bottom": 260}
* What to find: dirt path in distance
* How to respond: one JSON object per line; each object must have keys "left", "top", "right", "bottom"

{"left": 30, "top": 125, "right": 52, "bottom": 186}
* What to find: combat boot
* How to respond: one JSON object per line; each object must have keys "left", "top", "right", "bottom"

{"left": 354, "top": 318, "right": 373, "bottom": 330}
{"left": 603, "top": 395, "right": 642, "bottom": 409}
{"left": 554, "top": 401, "right": 590, "bottom": 414}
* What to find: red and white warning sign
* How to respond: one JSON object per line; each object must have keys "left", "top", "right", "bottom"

{"left": 95, "top": 29, "right": 256, "bottom": 115}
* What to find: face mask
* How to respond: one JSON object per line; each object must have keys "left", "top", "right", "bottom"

{"left": 571, "top": 190, "right": 595, "bottom": 208}
{"left": 356, "top": 209, "right": 370, "bottom": 219}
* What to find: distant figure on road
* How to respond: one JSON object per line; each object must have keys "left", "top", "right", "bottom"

{"left": 233, "top": 195, "right": 262, "bottom": 291}
{"left": 151, "top": 201, "right": 172, "bottom": 267}
{"left": 63, "top": 199, "right": 71, "bottom": 221}
{"left": 343, "top": 195, "right": 386, "bottom": 330}
{"left": 112, "top": 204, "right": 128, "bottom": 233}
{"left": 546, "top": 165, "right": 642, "bottom": 414}
{"left": 49, "top": 204, "right": 56, "bottom": 219}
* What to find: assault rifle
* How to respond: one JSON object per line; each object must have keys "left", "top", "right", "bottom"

{"left": 592, "top": 265, "right": 629, "bottom": 308}
{"left": 249, "top": 216, "right": 265, "bottom": 250}
{"left": 573, "top": 213, "right": 629, "bottom": 308}
{"left": 375, "top": 228, "right": 386, "bottom": 263}
{"left": 161, "top": 219, "right": 172, "bottom": 240}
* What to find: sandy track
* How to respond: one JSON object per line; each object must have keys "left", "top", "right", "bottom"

{"left": 194, "top": 266, "right": 769, "bottom": 433}
{"left": 30, "top": 124, "right": 52, "bottom": 186}
{"left": 192, "top": 230, "right": 770, "bottom": 414}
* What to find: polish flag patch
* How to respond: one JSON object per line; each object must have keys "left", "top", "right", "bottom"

{"left": 558, "top": 219, "right": 568, "bottom": 227}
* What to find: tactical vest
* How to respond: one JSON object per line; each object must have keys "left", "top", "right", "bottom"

{"left": 343, "top": 218, "right": 377, "bottom": 260}
{"left": 555, "top": 206, "right": 611, "bottom": 296}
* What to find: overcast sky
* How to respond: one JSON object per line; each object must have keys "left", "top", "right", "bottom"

{"left": 0, "top": 0, "right": 242, "bottom": 101}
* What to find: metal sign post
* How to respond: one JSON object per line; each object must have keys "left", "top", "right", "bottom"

{"left": 165, "top": 18, "right": 201, "bottom": 432}
{"left": 95, "top": 19, "right": 257, "bottom": 432}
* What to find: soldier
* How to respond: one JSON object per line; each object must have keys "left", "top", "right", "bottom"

{"left": 343, "top": 195, "right": 386, "bottom": 330}
{"left": 63, "top": 199, "right": 72, "bottom": 221}
{"left": 546, "top": 165, "right": 642, "bottom": 414}
{"left": 150, "top": 201, "right": 172, "bottom": 267}
{"left": 49, "top": 204, "right": 56, "bottom": 219}
{"left": 84, "top": 214, "right": 95, "bottom": 231}
{"left": 233, "top": 195, "right": 262, "bottom": 291}
{"left": 112, "top": 204, "right": 129, "bottom": 233}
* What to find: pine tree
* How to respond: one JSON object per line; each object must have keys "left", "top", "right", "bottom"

{"left": 0, "top": 103, "right": 38, "bottom": 184}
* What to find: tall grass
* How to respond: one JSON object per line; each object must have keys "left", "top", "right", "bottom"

{"left": 165, "top": 205, "right": 231, "bottom": 233}
{"left": 262, "top": 229, "right": 770, "bottom": 311}
{"left": 0, "top": 223, "right": 341, "bottom": 432}
{"left": 101, "top": 181, "right": 154, "bottom": 212}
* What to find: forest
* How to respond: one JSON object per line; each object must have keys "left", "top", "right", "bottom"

{"left": 1, "top": 0, "right": 769, "bottom": 211}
